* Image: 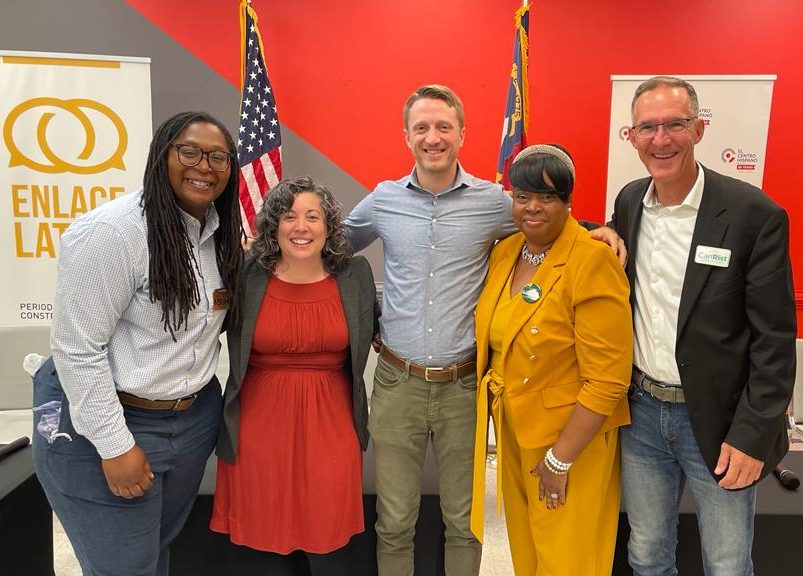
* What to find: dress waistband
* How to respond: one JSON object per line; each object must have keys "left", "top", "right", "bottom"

{"left": 248, "top": 351, "right": 345, "bottom": 373}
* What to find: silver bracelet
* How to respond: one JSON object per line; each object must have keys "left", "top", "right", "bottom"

{"left": 546, "top": 447, "right": 572, "bottom": 473}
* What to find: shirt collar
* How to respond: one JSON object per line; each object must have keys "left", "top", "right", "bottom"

{"left": 643, "top": 162, "right": 705, "bottom": 210}
{"left": 405, "top": 163, "right": 471, "bottom": 195}
{"left": 180, "top": 203, "right": 220, "bottom": 242}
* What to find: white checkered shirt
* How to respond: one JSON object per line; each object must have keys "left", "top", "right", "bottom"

{"left": 51, "top": 190, "right": 225, "bottom": 458}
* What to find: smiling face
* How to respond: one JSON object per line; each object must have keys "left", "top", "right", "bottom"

{"left": 277, "top": 191, "right": 327, "bottom": 264}
{"left": 167, "top": 121, "right": 232, "bottom": 221}
{"left": 512, "top": 172, "right": 570, "bottom": 251}
{"left": 404, "top": 97, "right": 465, "bottom": 185}
{"left": 630, "top": 85, "right": 704, "bottom": 198}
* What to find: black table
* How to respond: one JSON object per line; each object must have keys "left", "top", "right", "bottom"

{"left": 171, "top": 452, "right": 803, "bottom": 575}
{"left": 0, "top": 443, "right": 54, "bottom": 576}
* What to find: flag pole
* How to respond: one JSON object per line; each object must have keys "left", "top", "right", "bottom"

{"left": 494, "top": 2, "right": 530, "bottom": 188}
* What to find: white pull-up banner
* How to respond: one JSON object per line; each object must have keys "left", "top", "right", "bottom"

{"left": 0, "top": 51, "right": 152, "bottom": 327}
{"left": 605, "top": 75, "right": 775, "bottom": 219}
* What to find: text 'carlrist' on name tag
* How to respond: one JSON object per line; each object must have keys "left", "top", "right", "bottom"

{"left": 694, "top": 245, "right": 731, "bottom": 268}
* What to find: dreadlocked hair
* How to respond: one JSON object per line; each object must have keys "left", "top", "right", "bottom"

{"left": 141, "top": 111, "right": 244, "bottom": 341}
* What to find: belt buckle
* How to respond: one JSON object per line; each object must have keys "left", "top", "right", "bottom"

{"left": 173, "top": 393, "right": 197, "bottom": 411}
{"left": 646, "top": 378, "right": 682, "bottom": 403}
{"left": 424, "top": 366, "right": 446, "bottom": 382}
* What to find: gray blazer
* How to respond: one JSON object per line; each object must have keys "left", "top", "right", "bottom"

{"left": 217, "top": 255, "right": 377, "bottom": 463}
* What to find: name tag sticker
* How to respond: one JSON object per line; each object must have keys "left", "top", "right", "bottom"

{"left": 694, "top": 245, "right": 731, "bottom": 268}
{"left": 212, "top": 289, "right": 230, "bottom": 310}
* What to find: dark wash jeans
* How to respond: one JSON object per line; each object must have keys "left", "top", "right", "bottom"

{"left": 32, "top": 358, "right": 221, "bottom": 576}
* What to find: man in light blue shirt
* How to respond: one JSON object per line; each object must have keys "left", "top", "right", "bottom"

{"left": 345, "top": 85, "right": 621, "bottom": 575}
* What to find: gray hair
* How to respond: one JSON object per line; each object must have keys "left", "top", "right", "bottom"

{"left": 631, "top": 76, "right": 699, "bottom": 118}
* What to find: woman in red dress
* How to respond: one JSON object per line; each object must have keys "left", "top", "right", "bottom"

{"left": 211, "top": 176, "right": 377, "bottom": 575}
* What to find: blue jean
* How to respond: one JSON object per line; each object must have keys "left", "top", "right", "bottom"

{"left": 32, "top": 358, "right": 222, "bottom": 576}
{"left": 621, "top": 386, "right": 756, "bottom": 576}
{"left": 369, "top": 355, "right": 482, "bottom": 576}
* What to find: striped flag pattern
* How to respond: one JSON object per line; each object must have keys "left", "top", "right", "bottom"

{"left": 237, "top": 0, "right": 282, "bottom": 237}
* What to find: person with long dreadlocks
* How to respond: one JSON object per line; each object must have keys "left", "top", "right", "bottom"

{"left": 32, "top": 111, "right": 243, "bottom": 576}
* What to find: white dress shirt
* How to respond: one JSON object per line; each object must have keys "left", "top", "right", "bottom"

{"left": 633, "top": 166, "right": 705, "bottom": 385}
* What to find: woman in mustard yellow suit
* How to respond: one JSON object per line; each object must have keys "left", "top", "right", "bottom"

{"left": 470, "top": 144, "right": 632, "bottom": 575}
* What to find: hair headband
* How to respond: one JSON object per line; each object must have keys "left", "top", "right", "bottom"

{"left": 513, "top": 144, "right": 576, "bottom": 179}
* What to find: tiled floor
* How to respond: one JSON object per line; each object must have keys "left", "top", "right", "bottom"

{"left": 478, "top": 454, "right": 515, "bottom": 576}
{"left": 53, "top": 457, "right": 513, "bottom": 575}
{"left": 53, "top": 514, "right": 80, "bottom": 576}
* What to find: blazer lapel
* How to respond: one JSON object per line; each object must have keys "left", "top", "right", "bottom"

{"left": 500, "top": 217, "right": 577, "bottom": 364}
{"left": 677, "top": 174, "right": 728, "bottom": 337}
{"left": 475, "top": 237, "right": 519, "bottom": 373}
{"left": 238, "top": 262, "right": 269, "bottom": 378}
{"left": 336, "top": 265, "right": 361, "bottom": 360}
{"left": 625, "top": 183, "right": 649, "bottom": 293}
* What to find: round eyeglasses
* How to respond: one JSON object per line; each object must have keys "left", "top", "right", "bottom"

{"left": 173, "top": 144, "right": 233, "bottom": 171}
{"left": 630, "top": 117, "right": 698, "bottom": 140}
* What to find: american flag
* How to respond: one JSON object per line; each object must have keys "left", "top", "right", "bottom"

{"left": 496, "top": 2, "right": 529, "bottom": 189}
{"left": 238, "top": 0, "right": 282, "bottom": 238}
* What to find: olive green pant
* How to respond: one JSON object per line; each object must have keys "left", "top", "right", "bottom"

{"left": 369, "top": 355, "right": 482, "bottom": 576}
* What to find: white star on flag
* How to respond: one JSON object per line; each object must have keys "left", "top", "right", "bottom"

{"left": 237, "top": 0, "right": 282, "bottom": 238}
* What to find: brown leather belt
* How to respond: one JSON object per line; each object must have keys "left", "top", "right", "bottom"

{"left": 118, "top": 390, "right": 199, "bottom": 412}
{"left": 632, "top": 366, "right": 685, "bottom": 403}
{"left": 380, "top": 346, "right": 476, "bottom": 383}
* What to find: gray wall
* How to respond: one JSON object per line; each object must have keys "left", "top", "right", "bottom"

{"left": 0, "top": 0, "right": 382, "bottom": 411}
{"left": 0, "top": 0, "right": 380, "bottom": 256}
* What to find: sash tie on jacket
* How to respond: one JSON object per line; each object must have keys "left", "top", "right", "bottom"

{"left": 470, "top": 368, "right": 507, "bottom": 542}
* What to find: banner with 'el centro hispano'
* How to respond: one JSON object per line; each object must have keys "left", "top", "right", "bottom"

{"left": 0, "top": 51, "right": 152, "bottom": 327}
{"left": 605, "top": 74, "right": 775, "bottom": 219}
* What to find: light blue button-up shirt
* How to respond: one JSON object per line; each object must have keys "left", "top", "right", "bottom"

{"left": 345, "top": 166, "right": 515, "bottom": 365}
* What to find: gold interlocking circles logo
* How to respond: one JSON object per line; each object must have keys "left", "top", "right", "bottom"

{"left": 4, "top": 97, "right": 128, "bottom": 174}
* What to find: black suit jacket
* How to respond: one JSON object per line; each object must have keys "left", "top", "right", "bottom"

{"left": 217, "top": 255, "right": 377, "bottom": 463}
{"left": 611, "top": 166, "right": 796, "bottom": 481}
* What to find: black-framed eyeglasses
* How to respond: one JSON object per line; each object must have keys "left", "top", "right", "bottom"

{"left": 630, "top": 117, "right": 698, "bottom": 140}
{"left": 172, "top": 144, "right": 233, "bottom": 171}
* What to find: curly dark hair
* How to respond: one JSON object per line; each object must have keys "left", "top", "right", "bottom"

{"left": 251, "top": 176, "right": 351, "bottom": 274}
{"left": 141, "top": 111, "right": 243, "bottom": 340}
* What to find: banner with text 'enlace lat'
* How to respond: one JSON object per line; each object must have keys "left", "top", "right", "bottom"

{"left": 0, "top": 51, "right": 152, "bottom": 327}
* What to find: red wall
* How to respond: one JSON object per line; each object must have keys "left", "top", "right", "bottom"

{"left": 127, "top": 0, "right": 803, "bottom": 333}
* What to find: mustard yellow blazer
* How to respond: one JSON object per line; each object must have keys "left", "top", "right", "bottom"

{"left": 475, "top": 216, "right": 632, "bottom": 450}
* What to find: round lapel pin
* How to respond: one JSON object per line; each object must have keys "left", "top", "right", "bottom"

{"left": 521, "top": 283, "right": 542, "bottom": 303}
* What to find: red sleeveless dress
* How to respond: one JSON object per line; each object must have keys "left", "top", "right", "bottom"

{"left": 210, "top": 275, "right": 363, "bottom": 553}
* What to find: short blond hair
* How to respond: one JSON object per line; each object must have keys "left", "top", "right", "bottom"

{"left": 403, "top": 84, "right": 465, "bottom": 129}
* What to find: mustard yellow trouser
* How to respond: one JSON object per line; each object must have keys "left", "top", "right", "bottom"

{"left": 500, "top": 405, "right": 621, "bottom": 576}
